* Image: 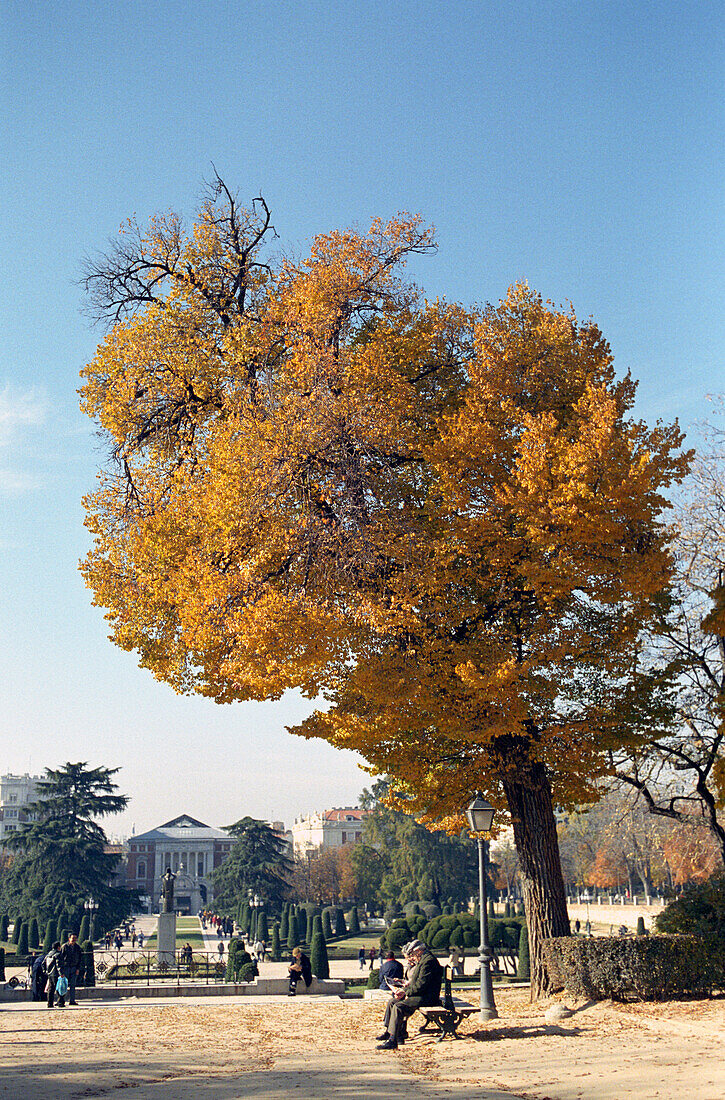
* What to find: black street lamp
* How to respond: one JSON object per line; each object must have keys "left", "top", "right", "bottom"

{"left": 466, "top": 793, "right": 498, "bottom": 1021}
{"left": 84, "top": 896, "right": 99, "bottom": 942}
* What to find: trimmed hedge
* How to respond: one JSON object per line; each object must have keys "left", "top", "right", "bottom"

{"left": 380, "top": 915, "right": 427, "bottom": 952}
{"left": 655, "top": 877, "right": 725, "bottom": 938}
{"left": 543, "top": 934, "right": 725, "bottom": 1001}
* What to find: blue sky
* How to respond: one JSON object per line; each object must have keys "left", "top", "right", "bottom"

{"left": 1, "top": 0, "right": 722, "bottom": 837}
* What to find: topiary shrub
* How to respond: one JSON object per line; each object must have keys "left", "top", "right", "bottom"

{"left": 271, "top": 922, "right": 281, "bottom": 961}
{"left": 310, "top": 930, "right": 330, "bottom": 979}
{"left": 420, "top": 912, "right": 481, "bottom": 953}
{"left": 636, "top": 916, "right": 646, "bottom": 936}
{"left": 334, "top": 907, "right": 347, "bottom": 937}
{"left": 28, "top": 917, "right": 40, "bottom": 951}
{"left": 322, "top": 910, "right": 333, "bottom": 939}
{"left": 347, "top": 907, "right": 360, "bottom": 935}
{"left": 11, "top": 918, "right": 21, "bottom": 945}
{"left": 297, "top": 907, "right": 308, "bottom": 942}
{"left": 543, "top": 934, "right": 725, "bottom": 1001}
{"left": 287, "top": 912, "right": 299, "bottom": 955}
{"left": 366, "top": 967, "right": 380, "bottom": 989}
{"left": 79, "top": 914, "right": 90, "bottom": 944}
{"left": 42, "top": 920, "right": 54, "bottom": 953}
{"left": 0, "top": 947, "right": 5, "bottom": 981}
{"left": 655, "top": 877, "right": 725, "bottom": 938}
{"left": 60, "top": 927, "right": 69, "bottom": 946}
{"left": 279, "top": 905, "right": 289, "bottom": 942}
{"left": 81, "top": 940, "right": 95, "bottom": 987}
{"left": 381, "top": 915, "right": 427, "bottom": 952}
{"left": 488, "top": 897, "right": 496, "bottom": 919}
{"left": 16, "top": 921, "right": 29, "bottom": 960}
{"left": 517, "top": 923, "right": 530, "bottom": 980}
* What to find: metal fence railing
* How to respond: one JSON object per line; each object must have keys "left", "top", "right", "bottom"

{"left": 94, "top": 950, "right": 227, "bottom": 986}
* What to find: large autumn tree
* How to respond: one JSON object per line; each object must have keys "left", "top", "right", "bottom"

{"left": 80, "top": 179, "right": 688, "bottom": 993}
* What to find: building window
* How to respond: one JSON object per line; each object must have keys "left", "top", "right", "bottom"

{"left": 8, "top": 795, "right": 17, "bottom": 804}
{"left": 198, "top": 857, "right": 204, "bottom": 877}
{"left": 5, "top": 809, "right": 17, "bottom": 818}
{"left": 138, "top": 861, "right": 146, "bottom": 879}
{"left": 341, "top": 832, "right": 347, "bottom": 844}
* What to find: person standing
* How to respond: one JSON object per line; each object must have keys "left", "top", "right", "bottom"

{"left": 358, "top": 947, "right": 366, "bottom": 970}
{"left": 368, "top": 946, "right": 377, "bottom": 970}
{"left": 61, "top": 934, "right": 83, "bottom": 1005}
{"left": 44, "top": 941, "right": 67, "bottom": 1009}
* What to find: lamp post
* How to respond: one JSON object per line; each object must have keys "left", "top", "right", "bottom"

{"left": 466, "top": 793, "right": 498, "bottom": 1021}
{"left": 84, "top": 896, "right": 99, "bottom": 942}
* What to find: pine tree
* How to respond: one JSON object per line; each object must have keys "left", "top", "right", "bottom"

{"left": 517, "top": 923, "right": 530, "bottom": 981}
{"left": 310, "top": 928, "right": 330, "bottom": 980}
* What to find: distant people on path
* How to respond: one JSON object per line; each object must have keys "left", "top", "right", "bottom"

{"left": 253, "top": 939, "right": 265, "bottom": 963}
{"left": 574, "top": 919, "right": 581, "bottom": 934}
{"left": 104, "top": 933, "right": 112, "bottom": 950}
{"left": 217, "top": 940, "right": 225, "bottom": 959}
{"left": 376, "top": 940, "right": 443, "bottom": 1051}
{"left": 61, "top": 934, "right": 83, "bottom": 1005}
{"left": 288, "top": 946, "right": 312, "bottom": 996}
{"left": 137, "top": 931, "right": 144, "bottom": 949}
{"left": 131, "top": 931, "right": 137, "bottom": 948}
{"left": 447, "top": 945, "right": 463, "bottom": 977}
{"left": 379, "top": 951, "right": 404, "bottom": 990}
{"left": 44, "top": 941, "right": 67, "bottom": 1009}
{"left": 368, "top": 946, "right": 377, "bottom": 970}
{"left": 358, "top": 947, "right": 366, "bottom": 969}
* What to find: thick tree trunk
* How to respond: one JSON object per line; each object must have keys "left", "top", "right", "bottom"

{"left": 497, "top": 746, "right": 570, "bottom": 999}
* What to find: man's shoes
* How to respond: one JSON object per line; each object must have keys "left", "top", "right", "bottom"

{"left": 376, "top": 1039, "right": 398, "bottom": 1050}
{"left": 69, "top": 1001, "right": 78, "bottom": 1006}
{"left": 375, "top": 1031, "right": 389, "bottom": 1041}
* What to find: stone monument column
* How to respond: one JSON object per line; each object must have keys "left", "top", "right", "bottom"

{"left": 157, "top": 867, "right": 177, "bottom": 965}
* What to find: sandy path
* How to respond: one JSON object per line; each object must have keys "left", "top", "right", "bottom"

{"left": 0, "top": 988, "right": 722, "bottom": 1099}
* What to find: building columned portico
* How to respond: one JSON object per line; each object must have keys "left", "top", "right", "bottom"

{"left": 127, "top": 814, "right": 233, "bottom": 913}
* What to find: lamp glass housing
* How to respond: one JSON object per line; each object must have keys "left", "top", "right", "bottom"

{"left": 466, "top": 794, "right": 495, "bottom": 834}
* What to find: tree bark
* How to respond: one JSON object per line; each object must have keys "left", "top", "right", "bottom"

{"left": 497, "top": 744, "right": 570, "bottom": 999}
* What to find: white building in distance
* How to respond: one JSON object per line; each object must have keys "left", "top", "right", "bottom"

{"left": 291, "top": 808, "right": 368, "bottom": 857}
{"left": 0, "top": 773, "right": 42, "bottom": 848}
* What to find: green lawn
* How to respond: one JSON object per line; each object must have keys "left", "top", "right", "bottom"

{"left": 140, "top": 917, "right": 206, "bottom": 951}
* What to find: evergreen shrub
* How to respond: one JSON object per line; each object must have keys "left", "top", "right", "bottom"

{"left": 544, "top": 934, "right": 725, "bottom": 1001}
{"left": 82, "top": 940, "right": 95, "bottom": 987}
{"left": 43, "top": 921, "right": 54, "bottom": 953}
{"left": 280, "top": 905, "right": 289, "bottom": 942}
{"left": 0, "top": 914, "right": 8, "bottom": 941}
{"left": 11, "top": 919, "right": 21, "bottom": 945}
{"left": 287, "top": 912, "right": 299, "bottom": 954}
{"left": 517, "top": 923, "right": 530, "bottom": 980}
{"left": 0, "top": 947, "right": 5, "bottom": 981}
{"left": 17, "top": 921, "right": 29, "bottom": 959}
{"left": 380, "top": 915, "right": 427, "bottom": 952}
{"left": 366, "top": 967, "right": 380, "bottom": 990}
{"left": 334, "top": 907, "right": 346, "bottom": 937}
{"left": 271, "top": 923, "right": 281, "bottom": 960}
{"left": 655, "top": 877, "right": 725, "bottom": 938}
{"left": 347, "top": 907, "right": 360, "bottom": 935}
{"left": 322, "top": 910, "right": 332, "bottom": 939}
{"left": 310, "top": 930, "right": 330, "bottom": 979}
{"left": 28, "top": 917, "right": 40, "bottom": 950}
{"left": 636, "top": 916, "right": 646, "bottom": 936}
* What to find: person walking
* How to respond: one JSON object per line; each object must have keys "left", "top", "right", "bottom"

{"left": 61, "top": 934, "right": 83, "bottom": 1005}
{"left": 358, "top": 947, "right": 366, "bottom": 970}
{"left": 368, "top": 946, "right": 377, "bottom": 970}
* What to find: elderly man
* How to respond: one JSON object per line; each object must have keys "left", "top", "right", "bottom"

{"left": 376, "top": 939, "right": 443, "bottom": 1050}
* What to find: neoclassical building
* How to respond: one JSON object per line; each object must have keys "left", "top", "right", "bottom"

{"left": 126, "top": 814, "right": 234, "bottom": 913}
{"left": 291, "top": 807, "right": 367, "bottom": 857}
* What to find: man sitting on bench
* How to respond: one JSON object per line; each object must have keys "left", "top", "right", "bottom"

{"left": 376, "top": 939, "right": 443, "bottom": 1050}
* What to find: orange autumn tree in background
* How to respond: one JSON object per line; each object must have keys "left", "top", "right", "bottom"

{"left": 80, "top": 179, "right": 689, "bottom": 994}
